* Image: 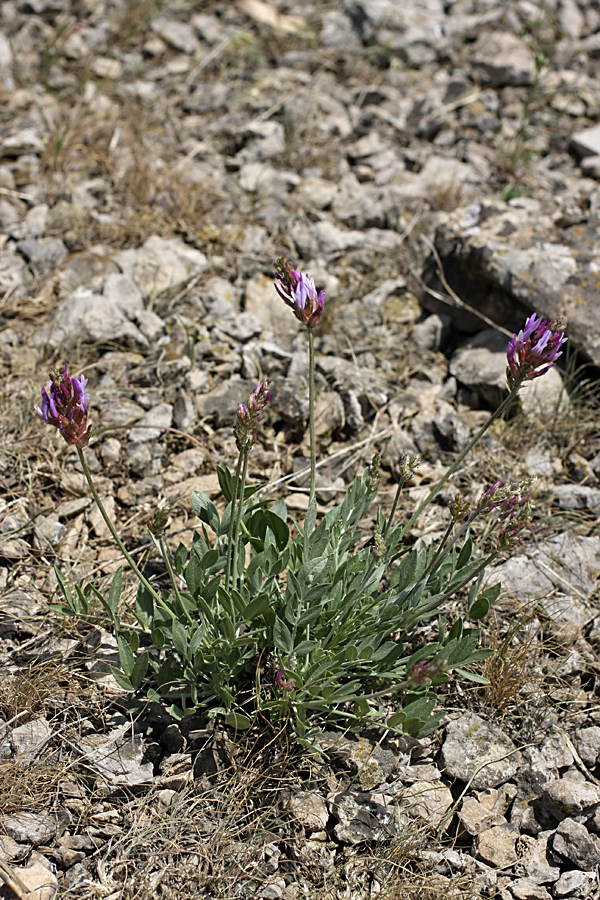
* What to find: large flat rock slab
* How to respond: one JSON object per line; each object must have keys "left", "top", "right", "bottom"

{"left": 425, "top": 201, "right": 600, "bottom": 366}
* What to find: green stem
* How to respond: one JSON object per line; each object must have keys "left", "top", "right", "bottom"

{"left": 76, "top": 447, "right": 167, "bottom": 613}
{"left": 226, "top": 451, "right": 244, "bottom": 589}
{"left": 404, "top": 552, "right": 497, "bottom": 633}
{"left": 231, "top": 450, "right": 250, "bottom": 594}
{"left": 159, "top": 537, "right": 194, "bottom": 626}
{"left": 399, "top": 386, "right": 520, "bottom": 541}
{"left": 307, "top": 326, "right": 316, "bottom": 504}
{"left": 384, "top": 473, "right": 409, "bottom": 537}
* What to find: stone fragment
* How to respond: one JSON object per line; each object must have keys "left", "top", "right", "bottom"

{"left": 485, "top": 532, "right": 600, "bottom": 636}
{"left": 539, "top": 729, "right": 574, "bottom": 770}
{"left": 552, "top": 817, "right": 600, "bottom": 870}
{"left": 173, "top": 390, "right": 196, "bottom": 431}
{"left": 550, "top": 485, "right": 600, "bottom": 511}
{"left": 101, "top": 273, "right": 144, "bottom": 313}
{"left": 52, "top": 833, "right": 97, "bottom": 868}
{"left": 542, "top": 778, "right": 600, "bottom": 821}
{"left": 509, "top": 879, "right": 551, "bottom": 900}
{"left": 553, "top": 869, "right": 595, "bottom": 898}
{"left": 90, "top": 56, "right": 122, "bottom": 79}
{"left": 288, "top": 792, "right": 329, "bottom": 832}
{"left": 4, "top": 813, "right": 57, "bottom": 846}
{"left": 518, "top": 366, "right": 568, "bottom": 418}
{"left": 195, "top": 378, "right": 256, "bottom": 428}
{"left": 558, "top": 0, "right": 585, "bottom": 40}
{"left": 458, "top": 796, "right": 507, "bottom": 836}
{"left": 2, "top": 859, "right": 58, "bottom": 899}
{"left": 127, "top": 403, "right": 173, "bottom": 443}
{"left": 88, "top": 494, "right": 116, "bottom": 539}
{"left": 440, "top": 712, "right": 520, "bottom": 789}
{"left": 430, "top": 202, "right": 600, "bottom": 367}
{"left": 42, "top": 287, "right": 149, "bottom": 350}
{"left": 571, "top": 124, "right": 600, "bottom": 158}
{"left": 133, "top": 309, "right": 166, "bottom": 343}
{"left": 470, "top": 31, "right": 535, "bottom": 86}
{"left": 9, "top": 717, "right": 52, "bottom": 763}
{"left": 401, "top": 780, "right": 453, "bottom": 825}
{"left": 74, "top": 724, "right": 154, "bottom": 788}
{"left": 572, "top": 727, "right": 600, "bottom": 768}
{"left": 473, "top": 824, "right": 518, "bottom": 867}
{"left": 0, "top": 833, "right": 28, "bottom": 865}
{"left": 412, "top": 314, "right": 451, "bottom": 352}
{"left": 328, "top": 791, "right": 398, "bottom": 844}
{"left": 115, "top": 236, "right": 207, "bottom": 298}
{"left": 514, "top": 831, "right": 560, "bottom": 884}
{"left": 158, "top": 752, "right": 192, "bottom": 790}
{"left": 151, "top": 16, "right": 199, "bottom": 53}
{"left": 16, "top": 238, "right": 67, "bottom": 273}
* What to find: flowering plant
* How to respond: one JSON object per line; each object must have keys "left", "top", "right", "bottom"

{"left": 40, "top": 275, "right": 567, "bottom": 745}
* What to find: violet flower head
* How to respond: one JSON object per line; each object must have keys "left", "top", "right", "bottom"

{"left": 234, "top": 380, "right": 271, "bottom": 451}
{"left": 408, "top": 661, "right": 435, "bottom": 687}
{"left": 478, "top": 479, "right": 534, "bottom": 551}
{"left": 274, "top": 257, "right": 325, "bottom": 328}
{"left": 407, "top": 658, "right": 447, "bottom": 688}
{"left": 276, "top": 667, "right": 296, "bottom": 692}
{"left": 34, "top": 364, "right": 92, "bottom": 448}
{"left": 506, "top": 314, "right": 567, "bottom": 389}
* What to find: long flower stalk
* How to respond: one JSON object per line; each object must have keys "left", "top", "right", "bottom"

{"left": 274, "top": 260, "right": 325, "bottom": 502}
{"left": 307, "top": 325, "right": 316, "bottom": 502}
{"left": 226, "top": 451, "right": 245, "bottom": 589}
{"left": 399, "top": 314, "right": 566, "bottom": 540}
{"left": 76, "top": 447, "right": 166, "bottom": 611}
{"left": 229, "top": 381, "right": 271, "bottom": 592}
{"left": 398, "top": 387, "right": 518, "bottom": 540}
{"left": 231, "top": 449, "right": 250, "bottom": 593}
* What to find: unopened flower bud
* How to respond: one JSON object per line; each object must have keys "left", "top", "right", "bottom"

{"left": 399, "top": 452, "right": 420, "bottom": 481}
{"left": 276, "top": 667, "right": 296, "bottom": 692}
{"left": 448, "top": 493, "right": 470, "bottom": 521}
{"left": 234, "top": 381, "right": 271, "bottom": 451}
{"left": 366, "top": 452, "right": 381, "bottom": 492}
{"left": 372, "top": 525, "right": 386, "bottom": 560}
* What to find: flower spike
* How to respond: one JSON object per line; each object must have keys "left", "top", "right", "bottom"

{"left": 274, "top": 257, "right": 325, "bottom": 328}
{"left": 506, "top": 314, "right": 567, "bottom": 389}
{"left": 234, "top": 380, "right": 271, "bottom": 451}
{"left": 35, "top": 364, "right": 92, "bottom": 448}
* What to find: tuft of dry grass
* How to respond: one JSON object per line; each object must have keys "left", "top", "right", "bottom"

{"left": 481, "top": 603, "right": 545, "bottom": 718}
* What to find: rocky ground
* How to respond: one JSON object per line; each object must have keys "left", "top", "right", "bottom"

{"left": 1, "top": 0, "right": 600, "bottom": 898}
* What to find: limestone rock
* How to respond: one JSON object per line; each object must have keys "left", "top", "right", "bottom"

{"left": 552, "top": 817, "right": 600, "bottom": 870}
{"left": 474, "top": 824, "right": 519, "bottom": 867}
{"left": 440, "top": 712, "right": 520, "bottom": 789}
{"left": 288, "top": 792, "right": 330, "bottom": 833}
{"left": 428, "top": 202, "right": 600, "bottom": 367}
{"left": 541, "top": 778, "right": 600, "bottom": 821}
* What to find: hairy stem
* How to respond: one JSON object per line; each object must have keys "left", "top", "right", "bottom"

{"left": 399, "top": 386, "right": 520, "bottom": 540}
{"left": 76, "top": 447, "right": 167, "bottom": 612}
{"left": 226, "top": 451, "right": 245, "bottom": 589}
{"left": 231, "top": 450, "right": 250, "bottom": 594}
{"left": 307, "top": 325, "right": 316, "bottom": 503}
{"left": 159, "top": 537, "right": 194, "bottom": 626}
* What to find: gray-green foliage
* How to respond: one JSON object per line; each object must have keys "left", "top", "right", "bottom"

{"left": 53, "top": 461, "right": 499, "bottom": 744}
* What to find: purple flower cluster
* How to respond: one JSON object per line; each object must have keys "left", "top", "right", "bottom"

{"left": 407, "top": 658, "right": 446, "bottom": 688}
{"left": 274, "top": 257, "right": 325, "bottom": 328}
{"left": 234, "top": 380, "right": 271, "bottom": 451}
{"left": 35, "top": 364, "right": 92, "bottom": 448}
{"left": 506, "top": 314, "right": 567, "bottom": 389}
{"left": 478, "top": 479, "right": 533, "bottom": 550}
{"left": 276, "top": 667, "right": 296, "bottom": 692}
